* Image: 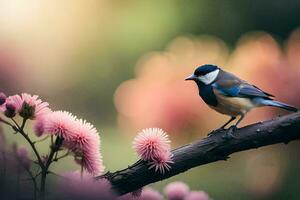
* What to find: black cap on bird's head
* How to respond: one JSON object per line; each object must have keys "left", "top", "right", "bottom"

{"left": 185, "top": 64, "right": 220, "bottom": 83}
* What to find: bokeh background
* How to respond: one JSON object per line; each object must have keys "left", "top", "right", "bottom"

{"left": 1, "top": 0, "right": 300, "bottom": 199}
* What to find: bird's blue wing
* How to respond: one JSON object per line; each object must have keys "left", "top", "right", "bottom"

{"left": 212, "top": 83, "right": 240, "bottom": 97}
{"left": 212, "top": 80, "right": 274, "bottom": 99}
{"left": 212, "top": 79, "right": 241, "bottom": 97}
{"left": 239, "top": 85, "right": 273, "bottom": 98}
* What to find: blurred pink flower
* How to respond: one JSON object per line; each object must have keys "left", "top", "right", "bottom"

{"left": 115, "top": 37, "right": 228, "bottom": 135}
{"left": 164, "top": 181, "right": 190, "bottom": 200}
{"left": 139, "top": 187, "right": 163, "bottom": 200}
{"left": 185, "top": 191, "right": 210, "bottom": 200}
{"left": 56, "top": 171, "right": 115, "bottom": 199}
{"left": 33, "top": 117, "right": 45, "bottom": 137}
{"left": 244, "top": 151, "right": 283, "bottom": 198}
{"left": 43, "top": 111, "right": 77, "bottom": 140}
{"left": 115, "top": 31, "right": 300, "bottom": 136}
{"left": 16, "top": 146, "right": 31, "bottom": 170}
{"left": 133, "top": 128, "right": 173, "bottom": 174}
{"left": 66, "top": 119, "right": 105, "bottom": 176}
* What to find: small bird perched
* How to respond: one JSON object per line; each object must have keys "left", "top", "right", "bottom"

{"left": 185, "top": 64, "right": 298, "bottom": 138}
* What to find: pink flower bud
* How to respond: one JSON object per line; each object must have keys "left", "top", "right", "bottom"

{"left": 19, "top": 102, "right": 36, "bottom": 119}
{"left": 4, "top": 102, "right": 16, "bottom": 118}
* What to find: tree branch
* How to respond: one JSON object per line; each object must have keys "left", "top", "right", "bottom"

{"left": 98, "top": 112, "right": 300, "bottom": 195}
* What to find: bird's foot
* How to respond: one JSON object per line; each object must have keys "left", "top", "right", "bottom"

{"left": 207, "top": 127, "right": 226, "bottom": 137}
{"left": 222, "top": 126, "right": 237, "bottom": 140}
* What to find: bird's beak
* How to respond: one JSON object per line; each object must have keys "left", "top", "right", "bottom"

{"left": 185, "top": 74, "right": 197, "bottom": 81}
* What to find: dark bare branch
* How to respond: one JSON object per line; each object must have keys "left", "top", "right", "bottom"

{"left": 98, "top": 112, "right": 300, "bottom": 195}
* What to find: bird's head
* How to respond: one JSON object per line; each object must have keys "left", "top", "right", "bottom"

{"left": 185, "top": 64, "right": 220, "bottom": 85}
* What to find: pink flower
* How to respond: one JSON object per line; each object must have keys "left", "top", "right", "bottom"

{"left": 64, "top": 119, "right": 104, "bottom": 175}
{"left": 133, "top": 128, "right": 171, "bottom": 161}
{"left": 33, "top": 117, "right": 45, "bottom": 137}
{"left": 133, "top": 128, "right": 173, "bottom": 174}
{"left": 5, "top": 94, "right": 22, "bottom": 112}
{"left": 43, "top": 111, "right": 105, "bottom": 175}
{"left": 19, "top": 93, "right": 51, "bottom": 119}
{"left": 185, "top": 191, "right": 211, "bottom": 200}
{"left": 164, "top": 181, "right": 190, "bottom": 200}
{"left": 139, "top": 187, "right": 163, "bottom": 200}
{"left": 43, "top": 111, "right": 77, "bottom": 141}
{"left": 148, "top": 151, "right": 173, "bottom": 174}
{"left": 3, "top": 93, "right": 50, "bottom": 119}
{"left": 56, "top": 171, "right": 115, "bottom": 199}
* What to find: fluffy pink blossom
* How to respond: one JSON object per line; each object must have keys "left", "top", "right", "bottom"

{"left": 5, "top": 94, "right": 22, "bottom": 112}
{"left": 185, "top": 191, "right": 211, "bottom": 200}
{"left": 164, "top": 181, "right": 190, "bottom": 200}
{"left": 43, "top": 111, "right": 77, "bottom": 141}
{"left": 133, "top": 128, "right": 172, "bottom": 174}
{"left": 148, "top": 151, "right": 173, "bottom": 174}
{"left": 133, "top": 128, "right": 171, "bottom": 161}
{"left": 20, "top": 93, "right": 51, "bottom": 119}
{"left": 66, "top": 119, "right": 105, "bottom": 175}
{"left": 139, "top": 187, "right": 163, "bottom": 200}
{"left": 43, "top": 111, "right": 104, "bottom": 175}
{"left": 3, "top": 93, "right": 50, "bottom": 119}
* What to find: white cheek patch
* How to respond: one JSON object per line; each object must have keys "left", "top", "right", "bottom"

{"left": 198, "top": 69, "right": 220, "bottom": 84}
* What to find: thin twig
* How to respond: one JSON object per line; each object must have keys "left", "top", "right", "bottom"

{"left": 53, "top": 150, "right": 70, "bottom": 162}
{"left": 11, "top": 118, "right": 45, "bottom": 170}
{"left": 0, "top": 117, "right": 15, "bottom": 128}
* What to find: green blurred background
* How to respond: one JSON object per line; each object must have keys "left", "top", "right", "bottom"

{"left": 1, "top": 0, "right": 300, "bottom": 199}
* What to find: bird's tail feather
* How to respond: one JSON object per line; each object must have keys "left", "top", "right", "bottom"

{"left": 262, "top": 100, "right": 298, "bottom": 112}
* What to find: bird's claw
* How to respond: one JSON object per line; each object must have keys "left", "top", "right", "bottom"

{"left": 222, "top": 126, "right": 237, "bottom": 140}
{"left": 207, "top": 127, "right": 225, "bottom": 137}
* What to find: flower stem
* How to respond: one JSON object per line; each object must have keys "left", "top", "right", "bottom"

{"left": 11, "top": 118, "right": 45, "bottom": 170}
{"left": 40, "top": 136, "right": 64, "bottom": 199}
{"left": 10, "top": 118, "right": 45, "bottom": 200}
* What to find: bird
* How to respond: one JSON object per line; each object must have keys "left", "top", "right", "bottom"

{"left": 185, "top": 64, "right": 298, "bottom": 138}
